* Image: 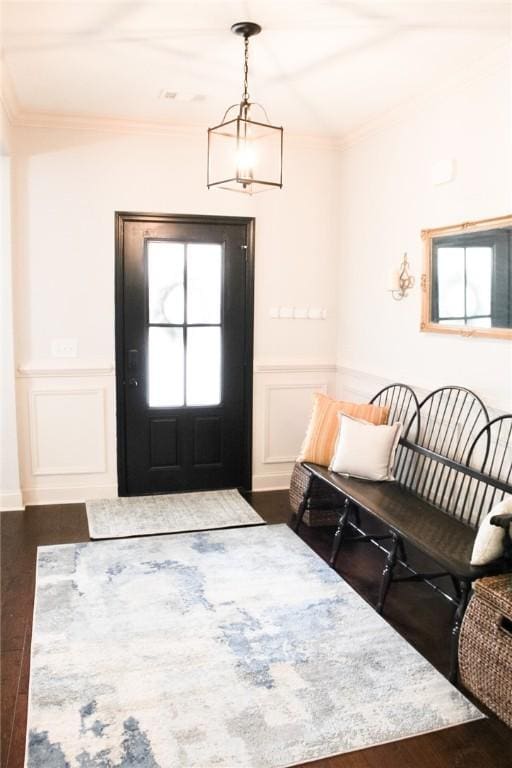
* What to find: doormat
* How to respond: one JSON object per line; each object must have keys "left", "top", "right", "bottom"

{"left": 86, "top": 488, "right": 264, "bottom": 539}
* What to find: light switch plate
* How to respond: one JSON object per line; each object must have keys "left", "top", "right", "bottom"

{"left": 51, "top": 338, "right": 78, "bottom": 358}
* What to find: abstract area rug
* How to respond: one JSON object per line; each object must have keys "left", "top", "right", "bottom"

{"left": 85, "top": 488, "right": 264, "bottom": 539}
{"left": 26, "top": 526, "right": 482, "bottom": 768}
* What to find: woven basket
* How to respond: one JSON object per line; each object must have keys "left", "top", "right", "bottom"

{"left": 289, "top": 462, "right": 341, "bottom": 527}
{"left": 459, "top": 574, "right": 512, "bottom": 727}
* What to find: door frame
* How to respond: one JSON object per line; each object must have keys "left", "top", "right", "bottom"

{"left": 114, "top": 211, "right": 255, "bottom": 496}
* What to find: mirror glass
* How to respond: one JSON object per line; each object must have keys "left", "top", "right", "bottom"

{"left": 423, "top": 218, "right": 512, "bottom": 338}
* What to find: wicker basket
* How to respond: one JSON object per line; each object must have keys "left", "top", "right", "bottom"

{"left": 459, "top": 574, "right": 512, "bottom": 727}
{"left": 289, "top": 462, "right": 341, "bottom": 527}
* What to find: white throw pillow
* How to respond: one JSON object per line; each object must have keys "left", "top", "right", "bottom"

{"left": 470, "top": 497, "right": 512, "bottom": 566}
{"left": 329, "top": 413, "right": 402, "bottom": 482}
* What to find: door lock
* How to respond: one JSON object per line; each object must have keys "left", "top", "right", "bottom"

{"left": 127, "top": 378, "right": 139, "bottom": 388}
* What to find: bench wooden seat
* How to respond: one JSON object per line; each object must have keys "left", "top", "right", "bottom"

{"left": 304, "top": 462, "right": 505, "bottom": 579}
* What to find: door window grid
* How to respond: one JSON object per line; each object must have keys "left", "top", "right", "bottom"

{"left": 147, "top": 241, "right": 223, "bottom": 407}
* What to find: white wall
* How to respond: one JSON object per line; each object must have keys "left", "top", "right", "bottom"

{"left": 1, "top": 100, "right": 23, "bottom": 510}
{"left": 11, "top": 123, "right": 339, "bottom": 503}
{"left": 336, "top": 51, "right": 512, "bottom": 412}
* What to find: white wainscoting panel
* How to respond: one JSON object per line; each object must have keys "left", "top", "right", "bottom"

{"left": 16, "top": 361, "right": 338, "bottom": 501}
{"left": 253, "top": 363, "right": 336, "bottom": 491}
{"left": 16, "top": 365, "right": 117, "bottom": 505}
{"left": 29, "top": 388, "right": 106, "bottom": 475}
{"left": 263, "top": 383, "right": 327, "bottom": 464}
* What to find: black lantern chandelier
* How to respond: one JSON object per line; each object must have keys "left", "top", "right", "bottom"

{"left": 207, "top": 22, "right": 283, "bottom": 194}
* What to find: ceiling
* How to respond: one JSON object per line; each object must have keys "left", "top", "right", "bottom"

{"left": 1, "top": 1, "right": 510, "bottom": 138}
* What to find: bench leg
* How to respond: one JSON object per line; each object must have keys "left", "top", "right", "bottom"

{"left": 329, "top": 499, "right": 350, "bottom": 568}
{"left": 449, "top": 579, "right": 470, "bottom": 683}
{"left": 397, "top": 538, "right": 407, "bottom": 564}
{"left": 450, "top": 576, "right": 461, "bottom": 600}
{"left": 376, "top": 534, "right": 400, "bottom": 614}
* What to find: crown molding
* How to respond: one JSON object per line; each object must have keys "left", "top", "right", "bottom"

{"left": 0, "top": 57, "right": 340, "bottom": 149}
{"left": 3, "top": 41, "right": 509, "bottom": 152}
{"left": 8, "top": 105, "right": 341, "bottom": 150}
{"left": 13, "top": 109, "right": 205, "bottom": 138}
{"left": 338, "top": 42, "right": 511, "bottom": 151}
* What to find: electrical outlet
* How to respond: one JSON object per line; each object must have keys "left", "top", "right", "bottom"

{"left": 51, "top": 338, "right": 78, "bottom": 358}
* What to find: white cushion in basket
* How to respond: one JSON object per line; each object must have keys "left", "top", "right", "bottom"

{"left": 329, "top": 413, "right": 402, "bottom": 482}
{"left": 470, "top": 497, "right": 512, "bottom": 566}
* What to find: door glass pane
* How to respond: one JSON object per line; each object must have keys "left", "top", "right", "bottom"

{"left": 148, "top": 241, "right": 184, "bottom": 324}
{"left": 466, "top": 246, "right": 492, "bottom": 317}
{"left": 187, "top": 244, "right": 222, "bottom": 324}
{"left": 437, "top": 247, "right": 465, "bottom": 317}
{"left": 186, "top": 327, "right": 221, "bottom": 406}
{"left": 148, "top": 327, "right": 184, "bottom": 407}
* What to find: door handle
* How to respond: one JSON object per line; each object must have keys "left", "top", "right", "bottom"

{"left": 127, "top": 378, "right": 139, "bottom": 388}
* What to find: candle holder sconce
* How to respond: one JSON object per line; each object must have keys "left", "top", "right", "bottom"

{"left": 390, "top": 253, "right": 415, "bottom": 301}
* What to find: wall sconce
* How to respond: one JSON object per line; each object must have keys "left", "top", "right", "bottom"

{"left": 389, "top": 253, "right": 415, "bottom": 301}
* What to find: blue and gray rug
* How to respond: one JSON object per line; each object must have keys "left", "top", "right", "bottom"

{"left": 26, "top": 525, "right": 482, "bottom": 767}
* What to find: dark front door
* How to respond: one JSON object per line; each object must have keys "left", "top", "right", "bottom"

{"left": 115, "top": 213, "right": 254, "bottom": 496}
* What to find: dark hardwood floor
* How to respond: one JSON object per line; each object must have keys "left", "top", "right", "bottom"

{"left": 2, "top": 491, "right": 511, "bottom": 768}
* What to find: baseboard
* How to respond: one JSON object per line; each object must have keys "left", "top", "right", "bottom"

{"left": 0, "top": 490, "right": 25, "bottom": 511}
{"left": 252, "top": 472, "right": 292, "bottom": 492}
{"left": 21, "top": 481, "right": 289, "bottom": 504}
{"left": 21, "top": 484, "right": 118, "bottom": 506}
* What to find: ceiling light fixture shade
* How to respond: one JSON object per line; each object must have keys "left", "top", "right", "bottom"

{"left": 207, "top": 22, "right": 283, "bottom": 195}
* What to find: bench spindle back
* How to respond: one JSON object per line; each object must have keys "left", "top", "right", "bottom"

{"left": 370, "top": 383, "right": 421, "bottom": 439}
{"left": 395, "top": 387, "right": 491, "bottom": 528}
{"left": 454, "top": 415, "right": 512, "bottom": 527}
{"left": 370, "top": 384, "right": 421, "bottom": 479}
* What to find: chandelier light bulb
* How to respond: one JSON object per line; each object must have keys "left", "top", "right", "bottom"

{"left": 236, "top": 144, "right": 257, "bottom": 177}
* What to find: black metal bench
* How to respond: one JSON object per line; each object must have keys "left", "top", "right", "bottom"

{"left": 290, "top": 384, "right": 512, "bottom": 681}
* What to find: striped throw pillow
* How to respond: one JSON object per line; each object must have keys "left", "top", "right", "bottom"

{"left": 297, "top": 392, "right": 390, "bottom": 467}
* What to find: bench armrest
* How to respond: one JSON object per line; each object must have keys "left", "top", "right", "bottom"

{"left": 490, "top": 513, "right": 512, "bottom": 529}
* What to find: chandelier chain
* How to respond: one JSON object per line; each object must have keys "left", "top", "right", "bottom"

{"left": 242, "top": 36, "right": 250, "bottom": 103}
